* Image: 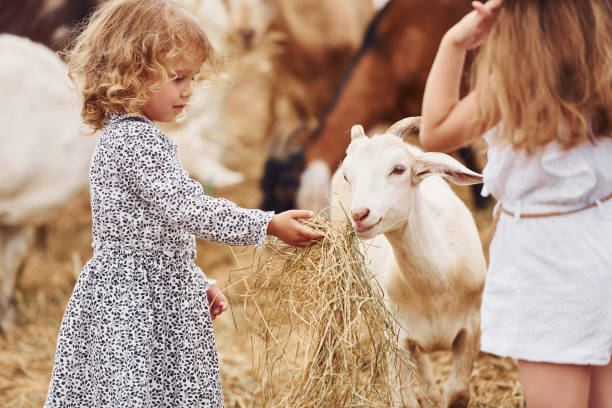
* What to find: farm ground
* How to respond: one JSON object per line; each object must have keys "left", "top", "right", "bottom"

{"left": 0, "top": 167, "right": 524, "bottom": 407}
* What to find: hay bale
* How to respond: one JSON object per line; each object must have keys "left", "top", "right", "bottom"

{"left": 242, "top": 216, "right": 413, "bottom": 407}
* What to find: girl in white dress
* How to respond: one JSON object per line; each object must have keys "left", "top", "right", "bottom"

{"left": 420, "top": 0, "right": 612, "bottom": 407}
{"left": 45, "top": 0, "right": 322, "bottom": 406}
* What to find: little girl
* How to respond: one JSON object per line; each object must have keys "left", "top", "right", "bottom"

{"left": 44, "top": 0, "right": 322, "bottom": 406}
{"left": 420, "top": 0, "right": 612, "bottom": 407}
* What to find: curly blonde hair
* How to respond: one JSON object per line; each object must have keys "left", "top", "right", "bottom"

{"left": 66, "top": 0, "right": 216, "bottom": 131}
{"left": 471, "top": 0, "right": 612, "bottom": 152}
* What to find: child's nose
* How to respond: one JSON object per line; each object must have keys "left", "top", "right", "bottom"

{"left": 181, "top": 83, "right": 192, "bottom": 99}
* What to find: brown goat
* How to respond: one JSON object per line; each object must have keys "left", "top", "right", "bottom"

{"left": 266, "top": 0, "right": 374, "bottom": 147}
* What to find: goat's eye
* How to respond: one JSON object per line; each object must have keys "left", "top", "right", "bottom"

{"left": 390, "top": 165, "right": 406, "bottom": 175}
{"left": 343, "top": 173, "right": 349, "bottom": 182}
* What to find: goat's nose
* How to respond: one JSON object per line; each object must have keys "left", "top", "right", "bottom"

{"left": 352, "top": 208, "right": 370, "bottom": 223}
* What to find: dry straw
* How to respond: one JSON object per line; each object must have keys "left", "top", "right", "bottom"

{"left": 242, "top": 215, "right": 413, "bottom": 407}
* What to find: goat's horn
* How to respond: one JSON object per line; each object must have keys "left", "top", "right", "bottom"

{"left": 351, "top": 124, "right": 366, "bottom": 141}
{"left": 386, "top": 116, "right": 421, "bottom": 140}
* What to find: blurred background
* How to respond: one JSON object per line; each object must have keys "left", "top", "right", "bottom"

{"left": 0, "top": 0, "right": 523, "bottom": 406}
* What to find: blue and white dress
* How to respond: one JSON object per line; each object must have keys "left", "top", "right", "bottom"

{"left": 45, "top": 113, "right": 273, "bottom": 407}
{"left": 480, "top": 129, "right": 612, "bottom": 365}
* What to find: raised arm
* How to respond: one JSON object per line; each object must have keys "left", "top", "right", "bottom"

{"left": 420, "top": 0, "right": 503, "bottom": 152}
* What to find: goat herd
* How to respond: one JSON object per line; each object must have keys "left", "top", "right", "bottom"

{"left": 0, "top": 0, "right": 522, "bottom": 407}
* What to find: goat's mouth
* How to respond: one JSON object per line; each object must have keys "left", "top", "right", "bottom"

{"left": 355, "top": 217, "right": 382, "bottom": 235}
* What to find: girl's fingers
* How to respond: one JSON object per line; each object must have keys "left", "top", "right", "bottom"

{"left": 472, "top": 1, "right": 489, "bottom": 15}
{"left": 297, "top": 224, "right": 324, "bottom": 239}
{"left": 293, "top": 235, "right": 316, "bottom": 247}
{"left": 473, "top": 0, "right": 503, "bottom": 18}
{"left": 210, "top": 302, "right": 226, "bottom": 320}
{"left": 215, "top": 299, "right": 227, "bottom": 310}
{"left": 299, "top": 237, "right": 323, "bottom": 247}
{"left": 287, "top": 209, "right": 315, "bottom": 220}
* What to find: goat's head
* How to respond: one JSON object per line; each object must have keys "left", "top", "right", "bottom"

{"left": 227, "top": 0, "right": 273, "bottom": 50}
{"left": 339, "top": 117, "right": 482, "bottom": 239}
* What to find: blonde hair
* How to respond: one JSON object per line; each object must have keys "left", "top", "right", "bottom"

{"left": 66, "top": 0, "right": 216, "bottom": 131}
{"left": 471, "top": 0, "right": 612, "bottom": 152}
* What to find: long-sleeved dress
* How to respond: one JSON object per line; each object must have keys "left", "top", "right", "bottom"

{"left": 45, "top": 113, "right": 273, "bottom": 407}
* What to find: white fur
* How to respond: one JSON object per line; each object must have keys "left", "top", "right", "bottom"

{"left": 0, "top": 34, "right": 95, "bottom": 226}
{"left": 296, "top": 160, "right": 331, "bottom": 215}
{"left": 0, "top": 34, "right": 95, "bottom": 329}
{"left": 330, "top": 118, "right": 486, "bottom": 407}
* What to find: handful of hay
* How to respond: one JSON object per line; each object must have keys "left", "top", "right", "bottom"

{"left": 242, "top": 216, "right": 413, "bottom": 407}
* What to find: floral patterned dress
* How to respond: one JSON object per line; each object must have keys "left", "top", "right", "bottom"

{"left": 45, "top": 113, "right": 273, "bottom": 407}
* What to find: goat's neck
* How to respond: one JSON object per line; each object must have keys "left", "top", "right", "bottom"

{"left": 383, "top": 190, "right": 447, "bottom": 282}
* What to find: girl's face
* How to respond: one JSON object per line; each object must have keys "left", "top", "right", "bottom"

{"left": 140, "top": 59, "right": 199, "bottom": 122}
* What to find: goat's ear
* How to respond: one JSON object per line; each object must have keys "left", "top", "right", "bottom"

{"left": 411, "top": 152, "right": 483, "bottom": 185}
{"left": 385, "top": 116, "right": 421, "bottom": 141}
{"left": 350, "top": 124, "right": 366, "bottom": 141}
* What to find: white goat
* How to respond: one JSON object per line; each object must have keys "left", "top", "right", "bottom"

{"left": 0, "top": 34, "right": 96, "bottom": 329}
{"left": 330, "top": 118, "right": 486, "bottom": 408}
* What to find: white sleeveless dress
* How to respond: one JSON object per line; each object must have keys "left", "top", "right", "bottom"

{"left": 480, "top": 130, "right": 612, "bottom": 365}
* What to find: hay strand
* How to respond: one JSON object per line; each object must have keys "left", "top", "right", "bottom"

{"left": 243, "top": 216, "right": 413, "bottom": 407}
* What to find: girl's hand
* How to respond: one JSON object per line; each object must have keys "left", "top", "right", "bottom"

{"left": 206, "top": 285, "right": 228, "bottom": 320}
{"left": 446, "top": 0, "right": 504, "bottom": 50}
{"left": 267, "top": 210, "right": 325, "bottom": 248}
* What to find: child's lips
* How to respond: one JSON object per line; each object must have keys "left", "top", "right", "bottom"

{"left": 173, "top": 105, "right": 186, "bottom": 110}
